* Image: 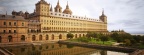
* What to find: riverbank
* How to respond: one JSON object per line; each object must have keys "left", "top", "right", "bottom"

{"left": 58, "top": 40, "right": 137, "bottom": 53}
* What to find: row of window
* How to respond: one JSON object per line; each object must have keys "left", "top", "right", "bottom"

{"left": 3, "top": 22, "right": 25, "bottom": 26}
{"left": 42, "top": 27, "right": 105, "bottom": 31}
{"left": 3, "top": 30, "right": 17, "bottom": 33}
{"left": 50, "top": 12, "right": 100, "bottom": 21}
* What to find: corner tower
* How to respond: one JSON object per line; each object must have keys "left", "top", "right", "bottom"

{"left": 54, "top": 0, "right": 62, "bottom": 13}
{"left": 35, "top": 0, "right": 50, "bottom": 16}
{"left": 99, "top": 9, "right": 107, "bottom": 24}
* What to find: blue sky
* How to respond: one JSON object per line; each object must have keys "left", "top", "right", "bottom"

{"left": 0, "top": 0, "right": 144, "bottom": 34}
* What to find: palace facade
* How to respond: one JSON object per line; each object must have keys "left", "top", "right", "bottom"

{"left": 0, "top": 0, "right": 108, "bottom": 43}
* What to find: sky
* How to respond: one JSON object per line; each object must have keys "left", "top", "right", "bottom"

{"left": 0, "top": 0, "right": 144, "bottom": 34}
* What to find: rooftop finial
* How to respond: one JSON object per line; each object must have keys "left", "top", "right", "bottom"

{"left": 57, "top": 0, "right": 59, "bottom": 5}
{"left": 6, "top": 11, "right": 7, "bottom": 15}
{"left": 50, "top": 5, "right": 53, "bottom": 11}
{"left": 102, "top": 8, "right": 104, "bottom": 15}
{"left": 66, "top": 1, "right": 69, "bottom": 9}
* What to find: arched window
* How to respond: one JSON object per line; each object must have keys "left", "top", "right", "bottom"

{"left": 32, "top": 35, "right": 36, "bottom": 41}
{"left": 46, "top": 35, "right": 49, "bottom": 40}
{"left": 21, "top": 35, "right": 25, "bottom": 41}
{"left": 83, "top": 34, "right": 85, "bottom": 37}
{"left": 79, "top": 34, "right": 81, "bottom": 37}
{"left": 8, "top": 35, "right": 13, "bottom": 42}
{"left": 59, "top": 34, "right": 62, "bottom": 39}
{"left": 39, "top": 35, "right": 42, "bottom": 41}
{"left": 52, "top": 34, "right": 54, "bottom": 40}
{"left": 75, "top": 34, "right": 77, "bottom": 38}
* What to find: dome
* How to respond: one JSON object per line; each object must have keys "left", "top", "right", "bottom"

{"left": 63, "top": 9, "right": 72, "bottom": 15}
{"left": 63, "top": 2, "right": 72, "bottom": 15}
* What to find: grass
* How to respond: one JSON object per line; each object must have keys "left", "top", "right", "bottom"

{"left": 68, "top": 37, "right": 114, "bottom": 46}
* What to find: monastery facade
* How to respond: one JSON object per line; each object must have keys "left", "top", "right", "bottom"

{"left": 0, "top": 0, "right": 108, "bottom": 43}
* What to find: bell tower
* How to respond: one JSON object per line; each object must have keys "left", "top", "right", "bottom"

{"left": 99, "top": 9, "right": 107, "bottom": 24}
{"left": 54, "top": 0, "right": 62, "bottom": 13}
{"left": 35, "top": 0, "right": 50, "bottom": 16}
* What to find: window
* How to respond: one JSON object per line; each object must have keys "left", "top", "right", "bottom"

{"left": 3, "top": 22, "right": 6, "bottom": 25}
{"left": 9, "top": 30, "right": 11, "bottom": 33}
{"left": 14, "top": 22, "right": 16, "bottom": 26}
{"left": 14, "top": 30, "right": 16, "bottom": 33}
{"left": 22, "top": 23, "right": 24, "bottom": 26}
{"left": 9, "top": 22, "right": 11, "bottom": 26}
{"left": 3, "top": 30, "right": 6, "bottom": 33}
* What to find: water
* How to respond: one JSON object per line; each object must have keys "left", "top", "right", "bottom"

{"left": 3, "top": 43, "right": 130, "bottom": 55}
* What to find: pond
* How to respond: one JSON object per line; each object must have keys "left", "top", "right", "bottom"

{"left": 3, "top": 43, "right": 130, "bottom": 55}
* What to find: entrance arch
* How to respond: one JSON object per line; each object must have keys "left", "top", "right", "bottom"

{"left": 8, "top": 35, "right": 13, "bottom": 42}
{"left": 46, "top": 35, "right": 49, "bottom": 40}
{"left": 0, "top": 36, "right": 1, "bottom": 43}
{"left": 75, "top": 34, "right": 77, "bottom": 38}
{"left": 79, "top": 34, "right": 81, "bottom": 37}
{"left": 83, "top": 34, "right": 85, "bottom": 37}
{"left": 52, "top": 34, "right": 54, "bottom": 40}
{"left": 21, "top": 35, "right": 25, "bottom": 41}
{"left": 59, "top": 34, "right": 62, "bottom": 39}
{"left": 32, "top": 35, "right": 36, "bottom": 41}
{"left": 39, "top": 35, "right": 42, "bottom": 41}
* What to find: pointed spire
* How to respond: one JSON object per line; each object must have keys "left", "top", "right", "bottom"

{"left": 101, "top": 8, "right": 106, "bottom": 17}
{"left": 6, "top": 11, "right": 7, "bottom": 15}
{"left": 50, "top": 5, "right": 53, "bottom": 11}
{"left": 102, "top": 8, "right": 104, "bottom": 15}
{"left": 57, "top": 0, "right": 60, "bottom": 5}
{"left": 66, "top": 1, "right": 69, "bottom": 9}
{"left": 34, "top": 9, "right": 36, "bottom": 13}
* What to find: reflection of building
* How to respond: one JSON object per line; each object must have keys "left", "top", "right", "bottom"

{"left": 4, "top": 43, "right": 104, "bottom": 55}
{"left": 0, "top": 14, "right": 28, "bottom": 43}
{"left": 0, "top": 0, "right": 109, "bottom": 43}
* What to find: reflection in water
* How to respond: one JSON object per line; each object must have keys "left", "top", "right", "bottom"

{"left": 3, "top": 43, "right": 129, "bottom": 55}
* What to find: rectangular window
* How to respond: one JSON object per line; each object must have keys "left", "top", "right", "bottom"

{"left": 14, "top": 30, "right": 16, "bottom": 33}
{"left": 9, "top": 22, "right": 11, "bottom": 26}
{"left": 22, "top": 22, "right": 24, "bottom": 26}
{"left": 3, "top": 30, "right": 6, "bottom": 33}
{"left": 14, "top": 22, "right": 16, "bottom": 26}
{"left": 3, "top": 22, "right": 6, "bottom": 25}
{"left": 9, "top": 30, "right": 11, "bottom": 33}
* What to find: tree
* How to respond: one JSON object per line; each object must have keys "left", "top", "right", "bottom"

{"left": 111, "top": 32, "right": 119, "bottom": 40}
{"left": 100, "top": 35, "right": 109, "bottom": 44}
{"left": 141, "top": 36, "right": 144, "bottom": 44}
{"left": 86, "top": 32, "right": 93, "bottom": 38}
{"left": 132, "top": 35, "right": 141, "bottom": 43}
{"left": 124, "top": 39, "right": 131, "bottom": 46}
{"left": 67, "top": 33, "right": 74, "bottom": 39}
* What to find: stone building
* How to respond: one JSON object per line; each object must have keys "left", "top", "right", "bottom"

{"left": 0, "top": 14, "right": 28, "bottom": 43}
{"left": 0, "top": 0, "right": 109, "bottom": 43}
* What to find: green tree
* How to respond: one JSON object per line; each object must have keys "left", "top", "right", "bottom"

{"left": 100, "top": 35, "right": 109, "bottom": 44}
{"left": 67, "top": 33, "right": 74, "bottom": 39}
{"left": 111, "top": 32, "right": 119, "bottom": 40}
{"left": 124, "top": 39, "right": 131, "bottom": 46}
{"left": 132, "top": 35, "right": 141, "bottom": 43}
{"left": 141, "top": 36, "right": 144, "bottom": 44}
{"left": 86, "top": 32, "right": 93, "bottom": 38}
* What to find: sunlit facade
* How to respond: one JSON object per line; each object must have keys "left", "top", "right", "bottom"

{"left": 0, "top": 0, "right": 108, "bottom": 43}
